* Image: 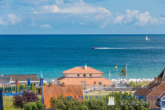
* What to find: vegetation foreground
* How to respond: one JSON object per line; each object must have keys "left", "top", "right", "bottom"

{"left": 3, "top": 91, "right": 150, "bottom": 110}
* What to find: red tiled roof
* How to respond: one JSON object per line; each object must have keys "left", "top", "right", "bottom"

{"left": 42, "top": 85, "right": 83, "bottom": 109}
{"left": 56, "top": 77, "right": 113, "bottom": 85}
{"left": 62, "top": 67, "right": 104, "bottom": 74}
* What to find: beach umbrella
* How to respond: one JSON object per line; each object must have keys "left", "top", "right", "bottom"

{"left": 40, "top": 78, "right": 43, "bottom": 86}
{"left": 27, "top": 78, "right": 31, "bottom": 86}
{"left": 13, "top": 80, "right": 21, "bottom": 86}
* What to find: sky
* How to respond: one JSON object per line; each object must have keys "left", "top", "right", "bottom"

{"left": 0, "top": 0, "right": 165, "bottom": 34}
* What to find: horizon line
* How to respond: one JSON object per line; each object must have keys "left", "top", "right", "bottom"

{"left": 0, "top": 34, "right": 165, "bottom": 35}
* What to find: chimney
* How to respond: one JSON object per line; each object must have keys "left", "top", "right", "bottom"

{"left": 154, "top": 77, "right": 157, "bottom": 82}
{"left": 84, "top": 64, "right": 87, "bottom": 70}
{"left": 154, "top": 77, "right": 162, "bottom": 83}
{"left": 61, "top": 82, "right": 65, "bottom": 87}
{"left": 49, "top": 82, "right": 52, "bottom": 87}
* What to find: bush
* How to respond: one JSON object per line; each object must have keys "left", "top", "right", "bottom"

{"left": 24, "top": 102, "right": 38, "bottom": 110}
{"left": 36, "top": 101, "right": 44, "bottom": 110}
{"left": 24, "top": 101, "right": 44, "bottom": 110}
{"left": 13, "top": 95, "right": 24, "bottom": 108}
{"left": 50, "top": 95, "right": 107, "bottom": 110}
{"left": 129, "top": 81, "right": 136, "bottom": 87}
{"left": 104, "top": 91, "right": 150, "bottom": 110}
{"left": 13, "top": 91, "right": 39, "bottom": 109}
{"left": 49, "top": 92, "right": 150, "bottom": 110}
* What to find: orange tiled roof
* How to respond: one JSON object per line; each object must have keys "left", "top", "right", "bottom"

{"left": 42, "top": 85, "right": 83, "bottom": 109}
{"left": 56, "top": 77, "right": 113, "bottom": 85}
{"left": 62, "top": 67, "right": 104, "bottom": 74}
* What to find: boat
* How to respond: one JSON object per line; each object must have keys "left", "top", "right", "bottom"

{"left": 92, "top": 47, "right": 99, "bottom": 49}
{"left": 146, "top": 35, "right": 150, "bottom": 41}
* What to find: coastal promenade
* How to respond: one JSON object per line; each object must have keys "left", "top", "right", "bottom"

{"left": 111, "top": 78, "right": 154, "bottom": 84}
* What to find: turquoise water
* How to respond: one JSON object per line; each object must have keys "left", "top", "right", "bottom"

{"left": 0, "top": 34, "right": 165, "bottom": 82}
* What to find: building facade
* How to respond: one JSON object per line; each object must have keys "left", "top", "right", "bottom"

{"left": 55, "top": 65, "right": 113, "bottom": 90}
{"left": 0, "top": 74, "right": 39, "bottom": 86}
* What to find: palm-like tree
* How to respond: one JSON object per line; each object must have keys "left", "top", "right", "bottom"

{"left": 120, "top": 68, "right": 126, "bottom": 78}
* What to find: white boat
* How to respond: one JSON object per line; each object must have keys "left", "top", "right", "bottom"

{"left": 146, "top": 35, "right": 150, "bottom": 41}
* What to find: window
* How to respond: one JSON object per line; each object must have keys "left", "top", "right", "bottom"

{"left": 90, "top": 74, "right": 92, "bottom": 77}
{"left": 77, "top": 74, "right": 80, "bottom": 77}
{"left": 162, "top": 101, "right": 165, "bottom": 106}
{"left": 83, "top": 74, "right": 86, "bottom": 77}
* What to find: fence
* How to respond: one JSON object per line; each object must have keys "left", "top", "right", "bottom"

{"left": 86, "top": 84, "right": 141, "bottom": 91}
{"left": 0, "top": 84, "right": 37, "bottom": 94}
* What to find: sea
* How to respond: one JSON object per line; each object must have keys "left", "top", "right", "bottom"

{"left": 0, "top": 34, "right": 165, "bottom": 82}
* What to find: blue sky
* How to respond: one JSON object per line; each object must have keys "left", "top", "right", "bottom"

{"left": 0, "top": 0, "right": 165, "bottom": 34}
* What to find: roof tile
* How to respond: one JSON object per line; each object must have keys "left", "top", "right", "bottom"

{"left": 42, "top": 85, "right": 83, "bottom": 109}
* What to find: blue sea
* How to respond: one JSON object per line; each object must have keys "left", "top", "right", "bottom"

{"left": 0, "top": 34, "right": 165, "bottom": 82}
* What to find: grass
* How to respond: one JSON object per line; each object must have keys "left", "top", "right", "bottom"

{"left": 3, "top": 96, "right": 23, "bottom": 110}
{"left": 3, "top": 95, "right": 41, "bottom": 110}
{"left": 134, "top": 81, "right": 151, "bottom": 87}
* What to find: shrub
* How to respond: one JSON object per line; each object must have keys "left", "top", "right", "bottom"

{"left": 24, "top": 101, "right": 44, "bottom": 110}
{"left": 50, "top": 95, "right": 107, "bottom": 110}
{"left": 13, "top": 91, "right": 39, "bottom": 109}
{"left": 36, "top": 101, "right": 44, "bottom": 110}
{"left": 13, "top": 95, "right": 24, "bottom": 108}
{"left": 24, "top": 102, "right": 38, "bottom": 110}
{"left": 104, "top": 91, "right": 150, "bottom": 110}
{"left": 129, "top": 81, "right": 136, "bottom": 87}
{"left": 22, "top": 91, "right": 39, "bottom": 103}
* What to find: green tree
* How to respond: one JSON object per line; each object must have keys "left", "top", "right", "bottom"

{"left": 50, "top": 95, "right": 107, "bottom": 110}
{"left": 36, "top": 101, "right": 44, "bottom": 110}
{"left": 120, "top": 68, "right": 126, "bottom": 78}
{"left": 129, "top": 81, "right": 136, "bottom": 87}
{"left": 105, "top": 91, "right": 150, "bottom": 110}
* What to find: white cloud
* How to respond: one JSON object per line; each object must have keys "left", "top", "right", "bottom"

{"left": 114, "top": 15, "right": 124, "bottom": 24}
{"left": 135, "top": 12, "right": 158, "bottom": 26}
{"left": 124, "top": 10, "right": 139, "bottom": 23}
{"left": 0, "top": 17, "right": 6, "bottom": 26}
{"left": 40, "top": 24, "right": 53, "bottom": 28}
{"left": 32, "top": 0, "right": 111, "bottom": 28}
{"left": 34, "top": 0, "right": 111, "bottom": 15}
{"left": 95, "top": 14, "right": 105, "bottom": 20}
{"left": 114, "top": 10, "right": 159, "bottom": 26}
{"left": 7, "top": 14, "right": 21, "bottom": 25}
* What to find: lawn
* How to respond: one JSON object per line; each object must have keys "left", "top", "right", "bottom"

{"left": 3, "top": 95, "right": 41, "bottom": 110}
{"left": 3, "top": 96, "right": 23, "bottom": 110}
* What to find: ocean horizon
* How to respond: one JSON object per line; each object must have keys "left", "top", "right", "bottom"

{"left": 0, "top": 34, "right": 165, "bottom": 82}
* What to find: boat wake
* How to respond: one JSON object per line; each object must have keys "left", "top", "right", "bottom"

{"left": 95, "top": 47, "right": 165, "bottom": 50}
